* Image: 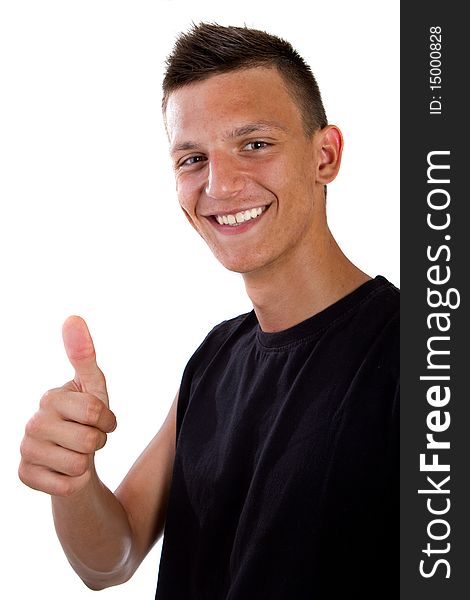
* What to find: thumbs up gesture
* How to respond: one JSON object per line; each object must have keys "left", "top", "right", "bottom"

{"left": 19, "top": 317, "right": 117, "bottom": 497}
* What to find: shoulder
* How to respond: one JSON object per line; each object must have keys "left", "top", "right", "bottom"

{"left": 328, "top": 276, "right": 399, "bottom": 386}
{"left": 360, "top": 278, "right": 400, "bottom": 397}
{"left": 176, "top": 311, "right": 256, "bottom": 420}
{"left": 362, "top": 276, "right": 400, "bottom": 355}
{"left": 349, "top": 276, "right": 399, "bottom": 343}
{"left": 189, "top": 310, "right": 256, "bottom": 365}
{"left": 368, "top": 276, "right": 400, "bottom": 344}
{"left": 362, "top": 276, "right": 399, "bottom": 315}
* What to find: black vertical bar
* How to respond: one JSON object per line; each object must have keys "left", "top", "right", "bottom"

{"left": 401, "top": 2, "right": 468, "bottom": 598}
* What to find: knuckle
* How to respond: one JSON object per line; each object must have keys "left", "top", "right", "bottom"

{"left": 18, "top": 461, "right": 30, "bottom": 486}
{"left": 39, "top": 389, "right": 56, "bottom": 409}
{"left": 24, "top": 412, "right": 43, "bottom": 439}
{"left": 84, "top": 397, "right": 103, "bottom": 426}
{"left": 96, "top": 431, "right": 107, "bottom": 451}
{"left": 19, "top": 435, "right": 33, "bottom": 460}
{"left": 82, "top": 428, "right": 100, "bottom": 453}
{"left": 18, "top": 462, "right": 43, "bottom": 492}
{"left": 68, "top": 454, "right": 89, "bottom": 477}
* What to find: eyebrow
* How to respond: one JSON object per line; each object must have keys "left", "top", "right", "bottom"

{"left": 170, "top": 121, "right": 287, "bottom": 155}
{"left": 170, "top": 141, "right": 199, "bottom": 154}
{"left": 226, "top": 121, "right": 288, "bottom": 139}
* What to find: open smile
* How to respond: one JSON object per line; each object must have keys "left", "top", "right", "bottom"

{"left": 207, "top": 205, "right": 270, "bottom": 236}
{"left": 213, "top": 205, "right": 267, "bottom": 226}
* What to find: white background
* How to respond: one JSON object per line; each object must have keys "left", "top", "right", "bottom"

{"left": 0, "top": 1, "right": 399, "bottom": 598}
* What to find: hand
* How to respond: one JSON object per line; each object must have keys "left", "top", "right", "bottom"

{"left": 19, "top": 317, "right": 117, "bottom": 497}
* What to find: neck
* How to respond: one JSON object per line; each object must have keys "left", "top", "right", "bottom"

{"left": 242, "top": 227, "right": 370, "bottom": 333}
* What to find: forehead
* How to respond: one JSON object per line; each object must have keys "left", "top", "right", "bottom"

{"left": 165, "top": 67, "right": 304, "bottom": 145}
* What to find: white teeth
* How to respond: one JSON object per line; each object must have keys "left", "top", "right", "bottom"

{"left": 215, "top": 206, "right": 267, "bottom": 227}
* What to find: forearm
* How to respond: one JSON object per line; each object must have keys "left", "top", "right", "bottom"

{"left": 51, "top": 466, "right": 135, "bottom": 590}
{"left": 19, "top": 319, "right": 175, "bottom": 591}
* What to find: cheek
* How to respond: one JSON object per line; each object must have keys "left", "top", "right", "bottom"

{"left": 255, "top": 154, "right": 307, "bottom": 200}
{"left": 176, "top": 169, "right": 209, "bottom": 215}
{"left": 273, "top": 157, "right": 315, "bottom": 204}
{"left": 176, "top": 178, "right": 197, "bottom": 216}
{"left": 254, "top": 159, "right": 286, "bottom": 190}
{"left": 175, "top": 179, "right": 207, "bottom": 237}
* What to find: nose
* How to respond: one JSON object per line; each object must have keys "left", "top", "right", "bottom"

{"left": 205, "top": 153, "right": 245, "bottom": 200}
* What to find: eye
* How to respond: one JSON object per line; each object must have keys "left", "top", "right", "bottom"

{"left": 243, "top": 141, "right": 269, "bottom": 151}
{"left": 179, "top": 155, "right": 206, "bottom": 168}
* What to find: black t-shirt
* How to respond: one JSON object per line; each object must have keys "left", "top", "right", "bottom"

{"left": 156, "top": 276, "right": 399, "bottom": 599}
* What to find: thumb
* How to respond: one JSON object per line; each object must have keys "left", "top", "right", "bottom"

{"left": 62, "top": 316, "right": 109, "bottom": 406}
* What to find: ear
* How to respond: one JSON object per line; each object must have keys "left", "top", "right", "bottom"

{"left": 315, "top": 125, "right": 343, "bottom": 184}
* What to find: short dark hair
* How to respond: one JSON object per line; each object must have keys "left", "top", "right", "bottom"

{"left": 162, "top": 23, "right": 328, "bottom": 136}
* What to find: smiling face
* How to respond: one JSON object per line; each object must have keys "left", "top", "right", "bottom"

{"left": 165, "top": 67, "right": 339, "bottom": 275}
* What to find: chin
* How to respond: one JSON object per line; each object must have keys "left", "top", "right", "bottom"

{"left": 215, "top": 257, "right": 253, "bottom": 274}
{"left": 203, "top": 233, "right": 281, "bottom": 274}
{"left": 213, "top": 249, "right": 273, "bottom": 275}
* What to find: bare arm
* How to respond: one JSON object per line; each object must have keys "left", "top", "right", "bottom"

{"left": 19, "top": 316, "right": 177, "bottom": 590}
{"left": 51, "top": 395, "right": 177, "bottom": 589}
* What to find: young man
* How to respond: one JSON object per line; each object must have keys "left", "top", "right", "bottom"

{"left": 19, "top": 24, "right": 399, "bottom": 598}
